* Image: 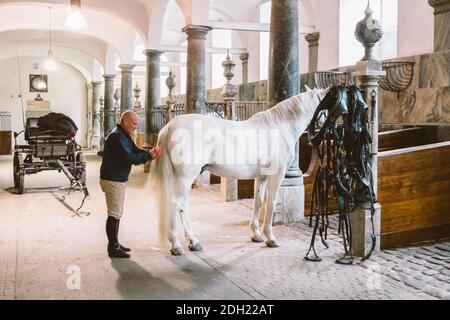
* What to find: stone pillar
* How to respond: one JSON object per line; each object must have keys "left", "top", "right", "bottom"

{"left": 351, "top": 2, "right": 385, "bottom": 257}
{"left": 428, "top": 0, "right": 450, "bottom": 52}
{"left": 268, "top": 0, "right": 302, "bottom": 224}
{"left": 103, "top": 74, "right": 116, "bottom": 136}
{"left": 86, "top": 83, "right": 93, "bottom": 149}
{"left": 351, "top": 62, "right": 384, "bottom": 257}
{"left": 240, "top": 52, "right": 249, "bottom": 84}
{"left": 239, "top": 51, "right": 250, "bottom": 101}
{"left": 144, "top": 50, "right": 163, "bottom": 150}
{"left": 91, "top": 81, "right": 102, "bottom": 150}
{"left": 119, "top": 64, "right": 135, "bottom": 113}
{"left": 305, "top": 32, "right": 320, "bottom": 72}
{"left": 182, "top": 25, "right": 212, "bottom": 114}
{"left": 220, "top": 53, "right": 238, "bottom": 202}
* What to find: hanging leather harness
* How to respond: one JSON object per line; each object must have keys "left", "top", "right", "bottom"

{"left": 305, "top": 85, "right": 377, "bottom": 264}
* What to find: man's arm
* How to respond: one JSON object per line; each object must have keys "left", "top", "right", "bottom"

{"left": 113, "top": 133, "right": 151, "bottom": 165}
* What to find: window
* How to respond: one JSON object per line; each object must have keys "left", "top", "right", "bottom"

{"left": 212, "top": 29, "right": 232, "bottom": 89}
{"left": 339, "top": 0, "right": 398, "bottom": 66}
{"left": 260, "top": 1, "right": 271, "bottom": 81}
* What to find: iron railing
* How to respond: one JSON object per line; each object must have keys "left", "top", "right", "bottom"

{"left": 235, "top": 101, "right": 268, "bottom": 121}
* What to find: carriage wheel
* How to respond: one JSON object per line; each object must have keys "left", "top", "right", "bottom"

{"left": 75, "top": 152, "right": 86, "bottom": 184}
{"left": 13, "top": 152, "right": 24, "bottom": 194}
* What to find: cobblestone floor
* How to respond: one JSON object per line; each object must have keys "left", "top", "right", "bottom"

{"left": 290, "top": 214, "right": 450, "bottom": 299}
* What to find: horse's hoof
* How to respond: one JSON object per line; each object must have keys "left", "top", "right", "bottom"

{"left": 265, "top": 240, "right": 279, "bottom": 248}
{"left": 189, "top": 242, "right": 203, "bottom": 252}
{"left": 251, "top": 235, "right": 264, "bottom": 243}
{"left": 170, "top": 247, "right": 185, "bottom": 256}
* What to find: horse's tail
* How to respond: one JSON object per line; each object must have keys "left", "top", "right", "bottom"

{"left": 149, "top": 124, "right": 175, "bottom": 248}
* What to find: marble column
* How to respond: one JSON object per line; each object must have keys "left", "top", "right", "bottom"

{"left": 144, "top": 49, "right": 163, "bottom": 149}
{"left": 268, "top": 0, "right": 303, "bottom": 224}
{"left": 86, "top": 83, "right": 93, "bottom": 149}
{"left": 428, "top": 0, "right": 450, "bottom": 52}
{"left": 119, "top": 64, "right": 135, "bottom": 113}
{"left": 305, "top": 32, "right": 320, "bottom": 72}
{"left": 239, "top": 51, "right": 250, "bottom": 101}
{"left": 240, "top": 52, "right": 249, "bottom": 84}
{"left": 91, "top": 81, "right": 103, "bottom": 150}
{"left": 182, "top": 25, "right": 212, "bottom": 114}
{"left": 103, "top": 74, "right": 116, "bottom": 136}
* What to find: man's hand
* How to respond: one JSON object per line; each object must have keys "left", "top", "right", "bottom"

{"left": 149, "top": 145, "right": 162, "bottom": 159}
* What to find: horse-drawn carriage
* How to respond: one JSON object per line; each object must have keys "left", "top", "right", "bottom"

{"left": 13, "top": 115, "right": 88, "bottom": 197}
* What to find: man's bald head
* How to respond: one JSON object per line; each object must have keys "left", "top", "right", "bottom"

{"left": 120, "top": 110, "right": 139, "bottom": 135}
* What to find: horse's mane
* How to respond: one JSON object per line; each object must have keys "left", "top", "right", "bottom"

{"left": 245, "top": 90, "right": 324, "bottom": 128}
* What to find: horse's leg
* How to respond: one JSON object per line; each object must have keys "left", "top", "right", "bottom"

{"left": 177, "top": 195, "right": 203, "bottom": 252}
{"left": 168, "top": 200, "right": 185, "bottom": 256}
{"left": 250, "top": 177, "right": 267, "bottom": 243}
{"left": 262, "top": 174, "right": 284, "bottom": 248}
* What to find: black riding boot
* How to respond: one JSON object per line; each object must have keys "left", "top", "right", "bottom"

{"left": 116, "top": 219, "right": 131, "bottom": 252}
{"left": 106, "top": 216, "right": 130, "bottom": 258}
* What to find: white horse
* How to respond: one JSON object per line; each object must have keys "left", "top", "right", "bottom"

{"left": 149, "top": 88, "right": 328, "bottom": 255}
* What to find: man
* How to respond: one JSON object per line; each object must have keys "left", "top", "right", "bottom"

{"left": 100, "top": 110, "right": 162, "bottom": 258}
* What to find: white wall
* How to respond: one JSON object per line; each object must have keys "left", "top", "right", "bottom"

{"left": 0, "top": 56, "right": 88, "bottom": 147}
{"left": 316, "top": 0, "right": 340, "bottom": 70}
{"left": 397, "top": 0, "right": 434, "bottom": 57}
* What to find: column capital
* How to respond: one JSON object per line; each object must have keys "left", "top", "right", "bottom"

{"left": 239, "top": 52, "right": 249, "bottom": 63}
{"left": 182, "top": 25, "right": 212, "bottom": 40}
{"left": 91, "top": 81, "right": 103, "bottom": 87}
{"left": 428, "top": 0, "right": 450, "bottom": 14}
{"left": 144, "top": 49, "right": 164, "bottom": 59}
{"left": 351, "top": 60, "right": 386, "bottom": 80}
{"left": 305, "top": 32, "right": 320, "bottom": 47}
{"left": 119, "top": 64, "right": 136, "bottom": 73}
{"left": 103, "top": 74, "right": 117, "bottom": 80}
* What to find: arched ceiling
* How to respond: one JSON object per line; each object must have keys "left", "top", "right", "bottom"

{"left": 0, "top": 30, "right": 107, "bottom": 66}
{"left": 0, "top": 2, "right": 144, "bottom": 62}
{"left": 0, "top": 0, "right": 319, "bottom": 71}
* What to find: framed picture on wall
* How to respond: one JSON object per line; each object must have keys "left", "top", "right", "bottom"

{"left": 29, "top": 74, "right": 48, "bottom": 93}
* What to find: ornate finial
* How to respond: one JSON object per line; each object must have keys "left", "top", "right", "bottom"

{"left": 355, "top": 0, "right": 383, "bottom": 61}
{"left": 166, "top": 68, "right": 176, "bottom": 102}
{"left": 365, "top": 0, "right": 373, "bottom": 16}
{"left": 133, "top": 83, "right": 141, "bottom": 108}
{"left": 221, "top": 52, "right": 237, "bottom": 98}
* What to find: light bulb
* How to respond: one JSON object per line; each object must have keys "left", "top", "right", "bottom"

{"left": 44, "top": 49, "right": 57, "bottom": 71}
{"left": 65, "top": 7, "right": 87, "bottom": 29}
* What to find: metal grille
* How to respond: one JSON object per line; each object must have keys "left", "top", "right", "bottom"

{"left": 171, "top": 103, "right": 186, "bottom": 118}
{"left": 205, "top": 102, "right": 226, "bottom": 119}
{"left": 134, "top": 108, "right": 145, "bottom": 133}
{"left": 380, "top": 61, "right": 415, "bottom": 93}
{"left": 151, "top": 105, "right": 168, "bottom": 132}
{"left": 0, "top": 111, "right": 11, "bottom": 131}
{"left": 235, "top": 101, "right": 268, "bottom": 121}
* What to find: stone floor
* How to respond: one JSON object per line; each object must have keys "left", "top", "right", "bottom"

{"left": 0, "top": 153, "right": 448, "bottom": 300}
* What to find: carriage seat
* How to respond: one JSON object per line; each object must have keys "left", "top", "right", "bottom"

{"left": 25, "top": 117, "right": 70, "bottom": 142}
